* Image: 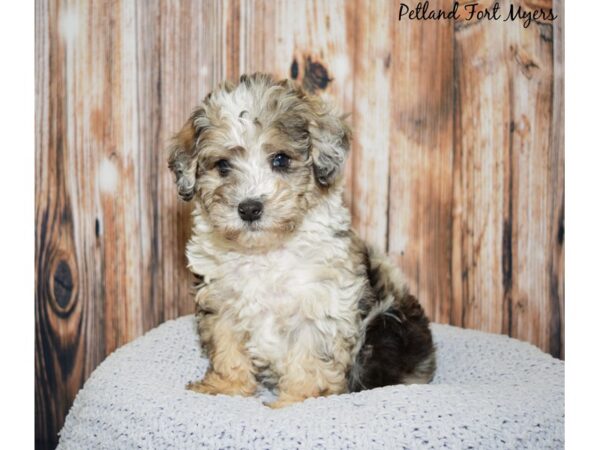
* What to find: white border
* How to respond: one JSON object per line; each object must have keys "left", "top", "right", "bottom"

{"left": 565, "top": 0, "right": 600, "bottom": 448}
{"left": 0, "top": 2, "right": 35, "bottom": 449}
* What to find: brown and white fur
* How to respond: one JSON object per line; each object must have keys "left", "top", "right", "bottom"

{"left": 168, "top": 73, "right": 435, "bottom": 408}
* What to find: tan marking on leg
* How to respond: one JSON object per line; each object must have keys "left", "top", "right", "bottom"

{"left": 187, "top": 314, "right": 257, "bottom": 397}
{"left": 187, "top": 369, "right": 256, "bottom": 397}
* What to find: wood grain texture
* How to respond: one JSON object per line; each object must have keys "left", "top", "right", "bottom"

{"left": 350, "top": 0, "right": 393, "bottom": 250}
{"left": 506, "top": 1, "right": 556, "bottom": 359}
{"left": 35, "top": 0, "right": 564, "bottom": 447}
{"left": 453, "top": 0, "right": 510, "bottom": 336}
{"left": 550, "top": 0, "right": 564, "bottom": 360}
{"left": 387, "top": 0, "right": 454, "bottom": 324}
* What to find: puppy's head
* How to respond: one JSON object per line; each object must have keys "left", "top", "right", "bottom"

{"left": 168, "top": 73, "right": 350, "bottom": 250}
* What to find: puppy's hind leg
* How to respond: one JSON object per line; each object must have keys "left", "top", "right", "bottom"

{"left": 349, "top": 248, "right": 436, "bottom": 392}
{"left": 187, "top": 315, "right": 257, "bottom": 397}
{"left": 349, "top": 294, "right": 436, "bottom": 391}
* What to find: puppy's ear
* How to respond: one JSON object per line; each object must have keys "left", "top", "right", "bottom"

{"left": 167, "top": 108, "right": 207, "bottom": 201}
{"left": 309, "top": 105, "right": 351, "bottom": 187}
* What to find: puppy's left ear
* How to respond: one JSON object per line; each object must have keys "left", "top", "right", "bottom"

{"left": 167, "top": 108, "right": 207, "bottom": 201}
{"left": 309, "top": 106, "right": 351, "bottom": 187}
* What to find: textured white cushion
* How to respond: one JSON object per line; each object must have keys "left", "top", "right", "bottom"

{"left": 58, "top": 315, "right": 564, "bottom": 449}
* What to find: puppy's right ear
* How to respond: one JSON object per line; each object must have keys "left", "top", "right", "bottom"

{"left": 167, "top": 108, "right": 207, "bottom": 201}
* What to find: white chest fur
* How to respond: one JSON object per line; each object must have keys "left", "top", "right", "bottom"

{"left": 186, "top": 198, "right": 365, "bottom": 379}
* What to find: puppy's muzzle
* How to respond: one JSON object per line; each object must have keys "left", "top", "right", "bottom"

{"left": 238, "top": 199, "right": 263, "bottom": 222}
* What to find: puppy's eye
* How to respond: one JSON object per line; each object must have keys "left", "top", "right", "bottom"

{"left": 215, "top": 159, "right": 231, "bottom": 177}
{"left": 271, "top": 153, "right": 291, "bottom": 171}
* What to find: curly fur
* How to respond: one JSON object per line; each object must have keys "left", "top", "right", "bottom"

{"left": 168, "top": 73, "right": 435, "bottom": 408}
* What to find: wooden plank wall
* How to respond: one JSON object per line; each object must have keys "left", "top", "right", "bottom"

{"left": 35, "top": 0, "right": 564, "bottom": 447}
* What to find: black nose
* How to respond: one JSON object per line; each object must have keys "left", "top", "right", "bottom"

{"left": 238, "top": 199, "right": 263, "bottom": 222}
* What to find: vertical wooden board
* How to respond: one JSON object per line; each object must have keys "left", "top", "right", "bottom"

{"left": 387, "top": 0, "right": 454, "bottom": 323}
{"left": 36, "top": 1, "right": 71, "bottom": 445}
{"left": 62, "top": 0, "right": 129, "bottom": 385}
{"left": 453, "top": 1, "right": 510, "bottom": 334}
{"left": 72, "top": 0, "right": 110, "bottom": 375}
{"left": 550, "top": 0, "right": 564, "bottom": 359}
{"left": 349, "top": 0, "right": 393, "bottom": 250}
{"left": 223, "top": 0, "right": 241, "bottom": 80}
{"left": 506, "top": 0, "right": 559, "bottom": 354}
{"left": 116, "top": 0, "right": 146, "bottom": 346}
{"left": 200, "top": 0, "right": 238, "bottom": 83}
{"left": 134, "top": 0, "right": 164, "bottom": 332}
{"left": 83, "top": 0, "right": 152, "bottom": 353}
{"left": 35, "top": 1, "right": 51, "bottom": 444}
{"left": 237, "top": 0, "right": 271, "bottom": 75}
{"left": 36, "top": 0, "right": 106, "bottom": 445}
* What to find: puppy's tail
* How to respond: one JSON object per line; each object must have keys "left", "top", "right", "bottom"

{"left": 348, "top": 247, "right": 436, "bottom": 392}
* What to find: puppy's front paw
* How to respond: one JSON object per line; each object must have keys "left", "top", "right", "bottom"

{"left": 186, "top": 379, "right": 218, "bottom": 395}
{"left": 186, "top": 371, "right": 256, "bottom": 397}
{"left": 264, "top": 395, "right": 304, "bottom": 409}
{"left": 264, "top": 399, "right": 290, "bottom": 409}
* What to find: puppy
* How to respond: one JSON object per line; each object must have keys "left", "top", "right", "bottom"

{"left": 168, "top": 73, "right": 435, "bottom": 408}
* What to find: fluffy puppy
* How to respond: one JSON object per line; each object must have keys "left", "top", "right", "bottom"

{"left": 168, "top": 73, "right": 435, "bottom": 408}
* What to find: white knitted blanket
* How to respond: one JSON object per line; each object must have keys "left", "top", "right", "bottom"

{"left": 58, "top": 315, "right": 564, "bottom": 449}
